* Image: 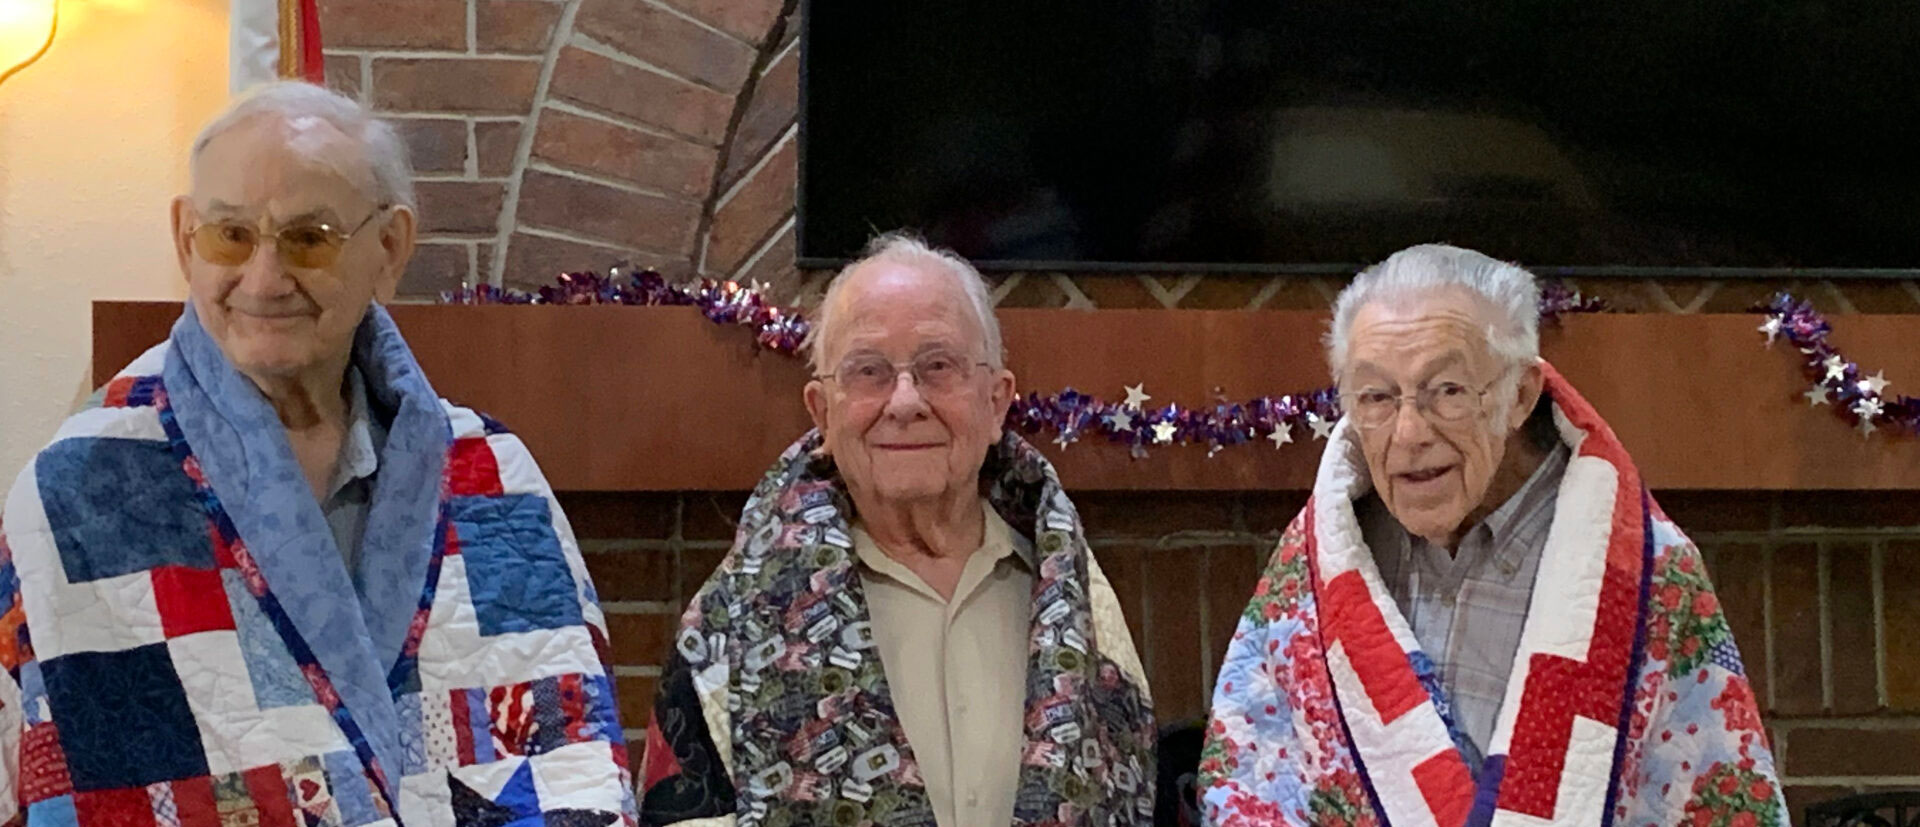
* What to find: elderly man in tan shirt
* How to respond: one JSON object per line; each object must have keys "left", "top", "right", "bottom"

{"left": 639, "top": 233, "right": 1157, "bottom": 827}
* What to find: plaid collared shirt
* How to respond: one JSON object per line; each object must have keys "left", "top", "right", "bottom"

{"left": 1358, "top": 443, "right": 1570, "bottom": 769}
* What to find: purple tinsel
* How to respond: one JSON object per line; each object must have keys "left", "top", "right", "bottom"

{"left": 1758, "top": 293, "right": 1916, "bottom": 437}
{"left": 442, "top": 267, "right": 812, "bottom": 354}
{"left": 444, "top": 267, "right": 1613, "bottom": 456}
{"left": 1539, "top": 281, "right": 1609, "bottom": 323}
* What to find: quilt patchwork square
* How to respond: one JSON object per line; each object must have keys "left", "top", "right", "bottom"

{"left": 153, "top": 565, "right": 236, "bottom": 639}
{"left": 74, "top": 785, "right": 157, "bottom": 827}
{"left": 446, "top": 438, "right": 504, "bottom": 498}
{"left": 444, "top": 674, "right": 625, "bottom": 768}
{"left": 449, "top": 494, "right": 581, "bottom": 636}
{"left": 20, "top": 659, "right": 50, "bottom": 725}
{"left": 420, "top": 689, "right": 459, "bottom": 769}
{"left": 213, "top": 765, "right": 298, "bottom": 827}
{"left": 165, "top": 776, "right": 218, "bottom": 827}
{"left": 27, "top": 794, "right": 78, "bottom": 827}
{"left": 100, "top": 376, "right": 165, "bottom": 409}
{"left": 147, "top": 779, "right": 180, "bottom": 827}
{"left": 578, "top": 675, "right": 622, "bottom": 747}
{"left": 20, "top": 722, "right": 74, "bottom": 804}
{"left": 321, "top": 751, "right": 380, "bottom": 827}
{"left": 22, "top": 567, "right": 164, "bottom": 662}
{"left": 396, "top": 693, "right": 429, "bottom": 775}
{"left": 41, "top": 643, "right": 208, "bottom": 791}
{"left": 221, "top": 569, "right": 311, "bottom": 709}
{"left": 452, "top": 687, "right": 497, "bottom": 766}
{"left": 284, "top": 755, "right": 342, "bottom": 827}
{"left": 36, "top": 437, "right": 214, "bottom": 583}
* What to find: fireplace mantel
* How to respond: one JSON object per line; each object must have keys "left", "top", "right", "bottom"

{"left": 93, "top": 302, "right": 1920, "bottom": 491}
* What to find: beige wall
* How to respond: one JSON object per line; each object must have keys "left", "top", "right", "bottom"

{"left": 0, "top": 0, "right": 226, "bottom": 477}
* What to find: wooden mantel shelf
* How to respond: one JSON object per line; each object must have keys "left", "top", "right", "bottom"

{"left": 94, "top": 302, "right": 1920, "bottom": 491}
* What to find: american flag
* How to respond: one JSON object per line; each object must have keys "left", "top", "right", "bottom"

{"left": 229, "top": 0, "right": 324, "bottom": 93}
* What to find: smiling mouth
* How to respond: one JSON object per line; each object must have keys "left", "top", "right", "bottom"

{"left": 1397, "top": 466, "right": 1453, "bottom": 484}
{"left": 233, "top": 309, "right": 315, "bottom": 321}
{"left": 876, "top": 443, "right": 944, "bottom": 451}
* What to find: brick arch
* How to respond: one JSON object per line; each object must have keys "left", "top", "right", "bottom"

{"left": 321, "top": 0, "right": 800, "bottom": 299}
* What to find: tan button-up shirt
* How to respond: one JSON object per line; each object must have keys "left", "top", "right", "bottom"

{"left": 852, "top": 504, "right": 1032, "bottom": 827}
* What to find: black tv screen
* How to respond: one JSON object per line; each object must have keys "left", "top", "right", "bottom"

{"left": 798, "top": 0, "right": 1920, "bottom": 275}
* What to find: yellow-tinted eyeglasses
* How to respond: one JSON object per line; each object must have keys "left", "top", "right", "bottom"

{"left": 189, "top": 206, "right": 389, "bottom": 270}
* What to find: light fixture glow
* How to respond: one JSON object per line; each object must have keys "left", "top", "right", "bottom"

{"left": 0, "top": 0, "right": 57, "bottom": 88}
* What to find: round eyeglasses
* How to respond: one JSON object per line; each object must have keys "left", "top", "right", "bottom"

{"left": 190, "top": 205, "right": 390, "bottom": 270}
{"left": 1339, "top": 377, "right": 1502, "bottom": 429}
{"left": 815, "top": 350, "right": 992, "bottom": 398}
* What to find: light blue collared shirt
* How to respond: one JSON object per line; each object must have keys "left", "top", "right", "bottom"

{"left": 320, "top": 367, "right": 385, "bottom": 571}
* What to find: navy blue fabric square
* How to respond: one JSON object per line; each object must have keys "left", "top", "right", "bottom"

{"left": 36, "top": 437, "right": 213, "bottom": 583}
{"left": 41, "top": 644, "right": 209, "bottom": 790}
{"left": 527, "top": 676, "right": 568, "bottom": 755}
{"left": 451, "top": 494, "right": 582, "bottom": 636}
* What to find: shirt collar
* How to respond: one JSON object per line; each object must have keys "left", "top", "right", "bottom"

{"left": 1480, "top": 442, "right": 1570, "bottom": 568}
{"left": 852, "top": 501, "right": 1026, "bottom": 600}
{"left": 324, "top": 366, "right": 381, "bottom": 501}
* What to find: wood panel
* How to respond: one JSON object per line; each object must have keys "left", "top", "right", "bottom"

{"left": 93, "top": 302, "right": 1920, "bottom": 491}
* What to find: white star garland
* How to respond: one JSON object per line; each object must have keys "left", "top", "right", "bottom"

{"left": 1861, "top": 370, "right": 1891, "bottom": 396}
{"left": 1760, "top": 301, "right": 1908, "bottom": 440}
{"left": 1307, "top": 412, "right": 1335, "bottom": 441}
{"left": 1823, "top": 355, "right": 1848, "bottom": 383}
{"left": 1268, "top": 424, "right": 1294, "bottom": 448}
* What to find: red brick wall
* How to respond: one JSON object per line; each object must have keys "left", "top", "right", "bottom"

{"left": 564, "top": 490, "right": 1920, "bottom": 813}
{"left": 319, "top": 0, "right": 798, "bottom": 296}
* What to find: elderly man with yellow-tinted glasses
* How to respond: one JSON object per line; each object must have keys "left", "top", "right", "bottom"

{"left": 2, "top": 82, "right": 633, "bottom": 827}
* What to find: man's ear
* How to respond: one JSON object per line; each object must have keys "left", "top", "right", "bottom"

{"left": 170, "top": 196, "right": 196, "bottom": 281}
{"left": 371, "top": 205, "right": 418, "bottom": 302}
{"left": 804, "top": 380, "right": 831, "bottom": 448}
{"left": 1508, "top": 359, "right": 1546, "bottom": 432}
{"left": 990, "top": 367, "right": 1016, "bottom": 421}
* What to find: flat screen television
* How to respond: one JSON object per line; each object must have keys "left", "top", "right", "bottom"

{"left": 798, "top": 0, "right": 1920, "bottom": 276}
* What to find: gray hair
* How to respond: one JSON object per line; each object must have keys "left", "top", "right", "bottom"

{"left": 806, "top": 232, "right": 1004, "bottom": 375}
{"left": 191, "top": 81, "right": 415, "bottom": 210}
{"left": 1326, "top": 243, "right": 1541, "bottom": 377}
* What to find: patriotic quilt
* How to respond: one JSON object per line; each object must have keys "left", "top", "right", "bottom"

{"left": 1200, "top": 363, "right": 1783, "bottom": 827}
{"left": 0, "top": 306, "right": 636, "bottom": 827}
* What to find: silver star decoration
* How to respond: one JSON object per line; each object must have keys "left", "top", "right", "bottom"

{"left": 1307, "top": 412, "right": 1336, "bottom": 441}
{"left": 1207, "top": 442, "right": 1224, "bottom": 458}
{"left": 1122, "top": 384, "right": 1152, "bottom": 410}
{"left": 1150, "top": 421, "right": 1178, "bottom": 444}
{"left": 1804, "top": 385, "right": 1830, "bottom": 407}
{"left": 1854, "top": 397, "right": 1884, "bottom": 421}
{"left": 1053, "top": 431, "right": 1076, "bottom": 450}
{"left": 1861, "top": 370, "right": 1891, "bottom": 396}
{"left": 1758, "top": 317, "right": 1783, "bottom": 346}
{"left": 1857, "top": 415, "right": 1878, "bottom": 438}
{"left": 1106, "top": 410, "right": 1135, "bottom": 431}
{"left": 1268, "top": 424, "right": 1294, "bottom": 448}
{"left": 1823, "top": 355, "right": 1848, "bottom": 383}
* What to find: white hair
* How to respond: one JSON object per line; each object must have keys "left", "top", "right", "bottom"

{"left": 191, "top": 81, "right": 415, "bottom": 210}
{"left": 806, "top": 232, "right": 1004, "bottom": 375}
{"left": 1327, "top": 243, "right": 1541, "bottom": 378}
